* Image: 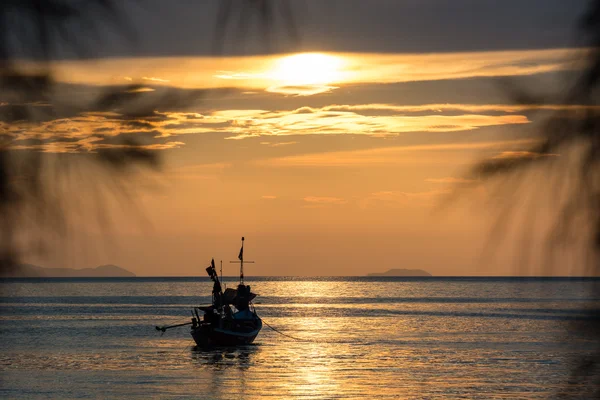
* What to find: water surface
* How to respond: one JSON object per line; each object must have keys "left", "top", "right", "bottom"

{"left": 1, "top": 277, "right": 598, "bottom": 398}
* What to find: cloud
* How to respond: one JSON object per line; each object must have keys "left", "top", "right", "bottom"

{"left": 43, "top": 48, "right": 583, "bottom": 93}
{"left": 22, "top": 102, "right": 535, "bottom": 147}
{"left": 359, "top": 190, "right": 449, "bottom": 209}
{"left": 303, "top": 196, "right": 347, "bottom": 208}
{"left": 0, "top": 108, "right": 173, "bottom": 153}
{"left": 142, "top": 77, "right": 170, "bottom": 83}
{"left": 168, "top": 162, "right": 232, "bottom": 180}
{"left": 214, "top": 71, "right": 265, "bottom": 80}
{"left": 323, "top": 103, "right": 600, "bottom": 114}
{"left": 0, "top": 98, "right": 585, "bottom": 154}
{"left": 256, "top": 139, "right": 540, "bottom": 168}
{"left": 261, "top": 195, "right": 277, "bottom": 199}
{"left": 11, "top": 140, "right": 184, "bottom": 154}
{"left": 492, "top": 151, "right": 559, "bottom": 159}
{"left": 189, "top": 103, "right": 590, "bottom": 140}
{"left": 425, "top": 177, "right": 479, "bottom": 184}
{"left": 260, "top": 141, "right": 298, "bottom": 147}
{"left": 125, "top": 87, "right": 155, "bottom": 93}
{"left": 218, "top": 107, "right": 530, "bottom": 140}
{"left": 130, "top": 103, "right": 596, "bottom": 142}
{"left": 266, "top": 84, "right": 338, "bottom": 96}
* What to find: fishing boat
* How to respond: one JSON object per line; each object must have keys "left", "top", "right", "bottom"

{"left": 156, "top": 237, "right": 262, "bottom": 347}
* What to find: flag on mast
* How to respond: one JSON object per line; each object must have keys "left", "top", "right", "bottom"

{"left": 238, "top": 245, "right": 243, "bottom": 261}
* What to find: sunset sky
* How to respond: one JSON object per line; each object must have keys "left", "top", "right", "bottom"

{"left": 15, "top": 0, "right": 594, "bottom": 276}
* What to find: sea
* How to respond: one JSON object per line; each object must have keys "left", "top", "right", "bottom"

{"left": 0, "top": 277, "right": 598, "bottom": 399}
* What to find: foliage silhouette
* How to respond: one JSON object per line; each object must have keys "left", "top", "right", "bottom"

{"left": 0, "top": 0, "right": 294, "bottom": 272}
{"left": 466, "top": 0, "right": 600, "bottom": 396}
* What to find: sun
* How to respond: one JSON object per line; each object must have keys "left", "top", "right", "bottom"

{"left": 269, "top": 53, "right": 345, "bottom": 87}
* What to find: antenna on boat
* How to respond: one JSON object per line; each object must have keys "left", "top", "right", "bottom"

{"left": 230, "top": 236, "right": 254, "bottom": 285}
{"left": 220, "top": 260, "right": 223, "bottom": 287}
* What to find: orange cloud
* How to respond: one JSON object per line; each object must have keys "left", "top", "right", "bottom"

{"left": 323, "top": 103, "right": 600, "bottom": 114}
{"left": 425, "top": 177, "right": 479, "bottom": 184}
{"left": 266, "top": 84, "right": 338, "bottom": 96}
{"left": 219, "top": 108, "right": 530, "bottom": 139}
{"left": 303, "top": 196, "right": 347, "bottom": 206}
{"left": 142, "top": 77, "right": 171, "bottom": 83}
{"left": 359, "top": 190, "right": 450, "bottom": 209}
{"left": 4, "top": 98, "right": 584, "bottom": 153}
{"left": 256, "top": 139, "right": 540, "bottom": 167}
{"left": 260, "top": 141, "right": 298, "bottom": 147}
{"left": 492, "top": 151, "right": 559, "bottom": 159}
{"left": 168, "top": 162, "right": 232, "bottom": 180}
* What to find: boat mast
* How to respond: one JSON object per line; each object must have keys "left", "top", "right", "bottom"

{"left": 240, "top": 236, "right": 244, "bottom": 284}
{"left": 230, "top": 236, "right": 254, "bottom": 285}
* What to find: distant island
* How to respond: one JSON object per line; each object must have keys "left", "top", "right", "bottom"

{"left": 1, "top": 264, "right": 136, "bottom": 278}
{"left": 367, "top": 268, "right": 432, "bottom": 277}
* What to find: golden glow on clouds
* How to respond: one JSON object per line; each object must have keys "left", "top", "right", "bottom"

{"left": 219, "top": 109, "right": 529, "bottom": 139}
{"left": 324, "top": 103, "right": 600, "bottom": 113}
{"left": 33, "top": 48, "right": 582, "bottom": 96}
{"left": 5, "top": 99, "right": 591, "bottom": 153}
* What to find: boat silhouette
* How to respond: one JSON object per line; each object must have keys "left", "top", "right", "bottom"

{"left": 156, "top": 237, "right": 262, "bottom": 347}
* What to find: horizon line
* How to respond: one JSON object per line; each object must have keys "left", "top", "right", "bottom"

{"left": 3, "top": 275, "right": 600, "bottom": 279}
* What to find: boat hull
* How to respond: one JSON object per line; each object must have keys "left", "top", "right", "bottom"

{"left": 191, "top": 318, "right": 262, "bottom": 347}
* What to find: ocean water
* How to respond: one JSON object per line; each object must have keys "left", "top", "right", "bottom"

{"left": 0, "top": 277, "right": 598, "bottom": 399}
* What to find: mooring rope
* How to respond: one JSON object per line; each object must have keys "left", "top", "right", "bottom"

{"left": 261, "top": 319, "right": 320, "bottom": 342}
{"left": 179, "top": 338, "right": 195, "bottom": 354}
{"left": 161, "top": 317, "right": 191, "bottom": 328}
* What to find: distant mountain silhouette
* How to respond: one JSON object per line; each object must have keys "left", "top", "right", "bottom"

{"left": 2, "top": 264, "right": 136, "bottom": 277}
{"left": 367, "top": 268, "right": 432, "bottom": 277}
